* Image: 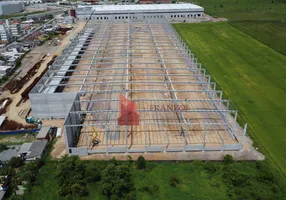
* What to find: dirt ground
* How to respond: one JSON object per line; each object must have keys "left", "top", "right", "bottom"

{"left": 43, "top": 119, "right": 67, "bottom": 158}
{"left": 170, "top": 13, "right": 227, "bottom": 23}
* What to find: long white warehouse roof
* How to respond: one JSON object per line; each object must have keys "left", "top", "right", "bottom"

{"left": 84, "top": 3, "right": 204, "bottom": 12}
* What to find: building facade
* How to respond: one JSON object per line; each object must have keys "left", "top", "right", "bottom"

{"left": 10, "top": 23, "right": 22, "bottom": 38}
{"left": 76, "top": 4, "right": 204, "bottom": 21}
{"left": 0, "top": 24, "right": 12, "bottom": 43}
{"left": 0, "top": 2, "right": 25, "bottom": 16}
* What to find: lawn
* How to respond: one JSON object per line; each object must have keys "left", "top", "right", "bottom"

{"left": 230, "top": 21, "right": 286, "bottom": 55}
{"left": 187, "top": 0, "right": 286, "bottom": 55}
{"left": 173, "top": 22, "right": 286, "bottom": 176}
{"left": 0, "top": 10, "right": 48, "bottom": 20}
{"left": 191, "top": 0, "right": 286, "bottom": 21}
{"left": 22, "top": 159, "right": 284, "bottom": 200}
{"left": 0, "top": 133, "right": 35, "bottom": 145}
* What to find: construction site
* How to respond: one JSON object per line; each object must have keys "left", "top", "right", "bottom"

{"left": 0, "top": 21, "right": 86, "bottom": 141}
{"left": 29, "top": 18, "right": 248, "bottom": 156}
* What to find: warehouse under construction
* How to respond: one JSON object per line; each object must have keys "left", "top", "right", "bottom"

{"left": 29, "top": 10, "right": 248, "bottom": 155}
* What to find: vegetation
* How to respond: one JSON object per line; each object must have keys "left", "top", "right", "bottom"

{"left": 0, "top": 133, "right": 35, "bottom": 145}
{"left": 0, "top": 10, "right": 48, "bottom": 20}
{"left": 187, "top": 0, "right": 286, "bottom": 55}
{"left": 173, "top": 22, "right": 286, "bottom": 178}
{"left": 169, "top": 175, "right": 180, "bottom": 187}
{"left": 47, "top": 14, "right": 54, "bottom": 20}
{"left": 230, "top": 21, "right": 286, "bottom": 55}
{"left": 21, "top": 155, "right": 284, "bottom": 200}
{"left": 101, "top": 163, "right": 135, "bottom": 200}
{"left": 136, "top": 155, "right": 146, "bottom": 170}
{"left": 189, "top": 0, "right": 286, "bottom": 21}
{"left": 55, "top": 156, "right": 88, "bottom": 199}
{"left": 223, "top": 154, "right": 234, "bottom": 164}
{"left": 8, "top": 157, "right": 24, "bottom": 168}
{"left": 0, "top": 144, "right": 8, "bottom": 152}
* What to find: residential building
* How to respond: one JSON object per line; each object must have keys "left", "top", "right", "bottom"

{"left": 0, "top": 65, "right": 13, "bottom": 78}
{"left": 18, "top": 140, "right": 48, "bottom": 161}
{"left": 10, "top": 22, "right": 22, "bottom": 38}
{"left": 0, "top": 24, "right": 12, "bottom": 43}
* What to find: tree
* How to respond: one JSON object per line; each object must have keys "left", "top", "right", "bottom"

{"left": 0, "top": 144, "right": 8, "bottom": 152}
{"left": 136, "top": 155, "right": 146, "bottom": 170}
{"left": 9, "top": 157, "right": 24, "bottom": 168}
{"left": 139, "top": 184, "right": 159, "bottom": 195}
{"left": 55, "top": 156, "right": 88, "bottom": 198}
{"left": 101, "top": 164, "right": 135, "bottom": 200}
{"left": 204, "top": 161, "right": 220, "bottom": 173}
{"left": 85, "top": 165, "right": 101, "bottom": 183}
{"left": 47, "top": 14, "right": 53, "bottom": 19}
{"left": 20, "top": 16, "right": 27, "bottom": 21}
{"left": 224, "top": 154, "right": 234, "bottom": 164}
{"left": 9, "top": 194, "right": 22, "bottom": 200}
{"left": 71, "top": 183, "right": 88, "bottom": 197}
{"left": 223, "top": 168, "right": 250, "bottom": 187}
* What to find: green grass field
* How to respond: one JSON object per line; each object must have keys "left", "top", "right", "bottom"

{"left": 191, "top": 0, "right": 286, "bottom": 21}
{"left": 173, "top": 22, "right": 286, "bottom": 176}
{"left": 22, "top": 160, "right": 284, "bottom": 200}
{"left": 230, "top": 21, "right": 286, "bottom": 55}
{"left": 0, "top": 10, "right": 48, "bottom": 20}
{"left": 188, "top": 0, "right": 286, "bottom": 55}
{"left": 0, "top": 133, "right": 35, "bottom": 145}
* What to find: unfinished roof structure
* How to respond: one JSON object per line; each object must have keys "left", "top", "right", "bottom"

{"left": 29, "top": 18, "right": 247, "bottom": 155}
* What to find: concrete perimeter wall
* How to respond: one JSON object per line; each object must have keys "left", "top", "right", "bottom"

{"left": 64, "top": 98, "right": 82, "bottom": 149}
{"left": 29, "top": 92, "right": 78, "bottom": 119}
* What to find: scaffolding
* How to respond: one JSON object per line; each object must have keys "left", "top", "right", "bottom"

{"left": 31, "top": 19, "right": 247, "bottom": 155}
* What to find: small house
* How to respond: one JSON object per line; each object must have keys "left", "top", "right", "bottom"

{"left": 36, "top": 126, "right": 51, "bottom": 140}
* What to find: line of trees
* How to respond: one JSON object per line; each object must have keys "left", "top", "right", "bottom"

{"left": 54, "top": 156, "right": 148, "bottom": 200}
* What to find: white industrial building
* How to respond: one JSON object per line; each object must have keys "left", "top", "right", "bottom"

{"left": 76, "top": 4, "right": 204, "bottom": 21}
{"left": 0, "top": 2, "right": 25, "bottom": 16}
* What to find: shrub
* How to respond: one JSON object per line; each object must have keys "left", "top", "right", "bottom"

{"left": 169, "top": 175, "right": 180, "bottom": 187}
{"left": 140, "top": 184, "right": 159, "bottom": 195}
{"left": 192, "top": 159, "right": 203, "bottom": 166}
{"left": 55, "top": 156, "right": 88, "bottom": 198}
{"left": 136, "top": 155, "right": 146, "bottom": 170}
{"left": 85, "top": 166, "right": 101, "bottom": 183}
{"left": 101, "top": 164, "right": 135, "bottom": 200}
{"left": 257, "top": 169, "right": 276, "bottom": 184}
{"left": 204, "top": 162, "right": 220, "bottom": 173}
{"left": 127, "top": 155, "right": 133, "bottom": 162}
{"left": 110, "top": 157, "right": 118, "bottom": 165}
{"left": 71, "top": 183, "right": 88, "bottom": 197}
{"left": 9, "top": 157, "right": 24, "bottom": 168}
{"left": 256, "top": 161, "right": 277, "bottom": 184}
{"left": 224, "top": 154, "right": 234, "bottom": 164}
{"left": 223, "top": 168, "right": 250, "bottom": 187}
{"left": 0, "top": 144, "right": 8, "bottom": 153}
{"left": 9, "top": 194, "right": 22, "bottom": 200}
